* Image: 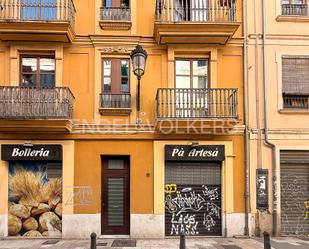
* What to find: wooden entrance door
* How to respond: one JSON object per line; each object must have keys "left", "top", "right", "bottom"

{"left": 101, "top": 156, "right": 130, "bottom": 235}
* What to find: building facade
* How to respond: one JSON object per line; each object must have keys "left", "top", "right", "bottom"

{"left": 0, "top": 0, "right": 246, "bottom": 238}
{"left": 247, "top": 0, "right": 309, "bottom": 236}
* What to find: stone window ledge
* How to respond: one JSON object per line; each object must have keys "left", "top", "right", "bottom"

{"left": 99, "top": 21, "right": 132, "bottom": 30}
{"left": 279, "top": 109, "right": 309, "bottom": 114}
{"left": 276, "top": 15, "right": 309, "bottom": 22}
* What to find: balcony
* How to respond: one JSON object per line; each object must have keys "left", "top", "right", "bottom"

{"left": 154, "top": 0, "right": 240, "bottom": 44}
{"left": 0, "top": 86, "right": 74, "bottom": 132}
{"left": 99, "top": 93, "right": 131, "bottom": 116}
{"left": 0, "top": 0, "right": 76, "bottom": 42}
{"left": 155, "top": 88, "right": 239, "bottom": 133}
{"left": 282, "top": 4, "right": 308, "bottom": 16}
{"left": 99, "top": 7, "right": 131, "bottom": 30}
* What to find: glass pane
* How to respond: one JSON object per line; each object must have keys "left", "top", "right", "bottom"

{"left": 40, "top": 58, "right": 55, "bottom": 74}
{"left": 121, "top": 60, "right": 129, "bottom": 76}
{"left": 193, "top": 76, "right": 207, "bottom": 89}
{"left": 108, "top": 178, "right": 124, "bottom": 226}
{"left": 105, "top": 0, "right": 112, "bottom": 7}
{"left": 176, "top": 60, "right": 190, "bottom": 75}
{"left": 121, "top": 0, "right": 129, "bottom": 7}
{"left": 40, "top": 74, "right": 55, "bottom": 87}
{"left": 22, "top": 58, "right": 37, "bottom": 73}
{"left": 104, "top": 60, "right": 111, "bottom": 76}
{"left": 21, "top": 0, "right": 57, "bottom": 20}
{"left": 121, "top": 78, "right": 129, "bottom": 92}
{"left": 193, "top": 60, "right": 208, "bottom": 76}
{"left": 108, "top": 160, "right": 124, "bottom": 170}
{"left": 104, "top": 78, "right": 111, "bottom": 92}
{"left": 176, "top": 76, "right": 190, "bottom": 88}
{"left": 21, "top": 74, "right": 36, "bottom": 87}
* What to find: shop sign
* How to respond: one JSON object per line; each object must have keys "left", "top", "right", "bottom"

{"left": 256, "top": 169, "right": 269, "bottom": 210}
{"left": 1, "top": 144, "right": 62, "bottom": 161}
{"left": 165, "top": 145, "right": 225, "bottom": 161}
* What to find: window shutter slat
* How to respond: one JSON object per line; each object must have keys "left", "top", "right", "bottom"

{"left": 282, "top": 56, "right": 309, "bottom": 94}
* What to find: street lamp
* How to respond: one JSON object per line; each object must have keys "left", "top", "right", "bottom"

{"left": 130, "top": 45, "right": 148, "bottom": 115}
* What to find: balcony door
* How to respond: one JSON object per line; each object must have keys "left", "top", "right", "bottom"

{"left": 101, "top": 58, "right": 130, "bottom": 108}
{"left": 175, "top": 59, "right": 209, "bottom": 117}
{"left": 20, "top": 55, "right": 55, "bottom": 88}
{"left": 103, "top": 0, "right": 129, "bottom": 7}
{"left": 174, "top": 0, "right": 208, "bottom": 21}
{"left": 21, "top": 0, "right": 57, "bottom": 20}
{"left": 101, "top": 157, "right": 130, "bottom": 235}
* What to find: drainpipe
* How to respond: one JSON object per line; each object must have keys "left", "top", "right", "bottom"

{"left": 242, "top": 0, "right": 250, "bottom": 237}
{"left": 261, "top": 0, "right": 278, "bottom": 236}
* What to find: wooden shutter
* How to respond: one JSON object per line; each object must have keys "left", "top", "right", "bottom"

{"left": 282, "top": 56, "right": 309, "bottom": 94}
{"left": 111, "top": 59, "right": 121, "bottom": 93}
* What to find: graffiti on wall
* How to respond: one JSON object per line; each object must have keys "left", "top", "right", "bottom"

{"left": 281, "top": 174, "right": 309, "bottom": 234}
{"left": 165, "top": 184, "right": 221, "bottom": 236}
{"left": 305, "top": 201, "right": 309, "bottom": 220}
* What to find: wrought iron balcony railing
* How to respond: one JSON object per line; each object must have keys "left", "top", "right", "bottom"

{"left": 281, "top": 4, "right": 308, "bottom": 16}
{"left": 283, "top": 95, "right": 309, "bottom": 109}
{"left": 156, "top": 88, "right": 238, "bottom": 119}
{"left": 155, "top": 0, "right": 237, "bottom": 22}
{"left": 100, "top": 93, "right": 131, "bottom": 109}
{"left": 0, "top": 0, "right": 76, "bottom": 27}
{"left": 0, "top": 86, "right": 74, "bottom": 119}
{"left": 100, "top": 7, "right": 131, "bottom": 21}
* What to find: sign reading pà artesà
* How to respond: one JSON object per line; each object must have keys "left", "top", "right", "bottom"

{"left": 165, "top": 145, "right": 225, "bottom": 161}
{"left": 1, "top": 144, "right": 62, "bottom": 161}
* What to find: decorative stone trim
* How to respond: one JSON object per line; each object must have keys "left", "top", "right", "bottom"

{"left": 99, "top": 21, "right": 132, "bottom": 30}
{"left": 100, "top": 47, "right": 130, "bottom": 54}
{"left": 99, "top": 108, "right": 132, "bottom": 116}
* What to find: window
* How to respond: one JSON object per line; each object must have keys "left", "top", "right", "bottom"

{"left": 21, "top": 0, "right": 57, "bottom": 20}
{"left": 219, "top": 0, "right": 235, "bottom": 8}
{"left": 102, "top": 59, "right": 129, "bottom": 93}
{"left": 103, "top": 0, "right": 129, "bottom": 7}
{"left": 282, "top": 56, "right": 309, "bottom": 109}
{"left": 175, "top": 59, "right": 209, "bottom": 117}
{"left": 175, "top": 59, "right": 208, "bottom": 89}
{"left": 281, "top": 0, "right": 308, "bottom": 16}
{"left": 20, "top": 55, "right": 55, "bottom": 87}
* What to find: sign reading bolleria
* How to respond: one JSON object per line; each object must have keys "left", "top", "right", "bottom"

{"left": 165, "top": 145, "right": 225, "bottom": 161}
{"left": 1, "top": 144, "right": 62, "bottom": 161}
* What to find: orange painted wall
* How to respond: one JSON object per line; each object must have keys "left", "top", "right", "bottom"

{"left": 63, "top": 47, "right": 95, "bottom": 121}
{"left": 74, "top": 140, "right": 154, "bottom": 214}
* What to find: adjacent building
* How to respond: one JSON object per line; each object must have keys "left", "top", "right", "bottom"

{"left": 0, "top": 0, "right": 246, "bottom": 238}
{"left": 247, "top": 0, "right": 309, "bottom": 236}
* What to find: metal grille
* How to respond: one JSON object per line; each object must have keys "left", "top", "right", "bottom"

{"left": 280, "top": 151, "right": 309, "bottom": 235}
{"left": 280, "top": 150, "right": 309, "bottom": 164}
{"left": 282, "top": 4, "right": 308, "bottom": 16}
{"left": 165, "top": 162, "right": 221, "bottom": 185}
{"left": 0, "top": 86, "right": 74, "bottom": 119}
{"left": 108, "top": 178, "right": 124, "bottom": 226}
{"left": 283, "top": 95, "right": 309, "bottom": 109}
{"left": 100, "top": 93, "right": 131, "bottom": 109}
{"left": 156, "top": 88, "right": 238, "bottom": 119}
{"left": 100, "top": 7, "right": 131, "bottom": 21}
{"left": 0, "top": 0, "right": 76, "bottom": 26}
{"left": 165, "top": 162, "right": 222, "bottom": 236}
{"left": 46, "top": 163, "right": 62, "bottom": 179}
{"left": 155, "top": 0, "right": 237, "bottom": 22}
